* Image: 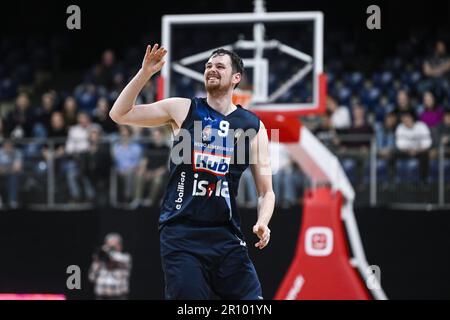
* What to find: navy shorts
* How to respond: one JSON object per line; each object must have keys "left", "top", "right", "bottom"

{"left": 160, "top": 220, "right": 263, "bottom": 300}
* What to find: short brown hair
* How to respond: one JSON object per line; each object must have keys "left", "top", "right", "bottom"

{"left": 209, "top": 48, "right": 244, "bottom": 89}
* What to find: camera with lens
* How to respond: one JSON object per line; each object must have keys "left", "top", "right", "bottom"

{"left": 94, "top": 245, "right": 116, "bottom": 264}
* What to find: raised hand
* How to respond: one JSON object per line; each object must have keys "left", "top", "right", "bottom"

{"left": 141, "top": 44, "right": 167, "bottom": 77}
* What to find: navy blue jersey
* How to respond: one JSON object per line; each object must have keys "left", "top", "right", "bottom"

{"left": 159, "top": 97, "right": 260, "bottom": 237}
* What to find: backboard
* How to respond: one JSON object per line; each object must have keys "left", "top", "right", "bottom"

{"left": 159, "top": 6, "right": 326, "bottom": 117}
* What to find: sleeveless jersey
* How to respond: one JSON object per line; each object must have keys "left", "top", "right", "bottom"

{"left": 159, "top": 97, "right": 261, "bottom": 237}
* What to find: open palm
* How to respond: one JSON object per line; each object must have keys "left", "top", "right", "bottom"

{"left": 142, "top": 44, "right": 167, "bottom": 76}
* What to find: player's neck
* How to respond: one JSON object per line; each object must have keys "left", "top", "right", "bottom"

{"left": 206, "top": 93, "right": 236, "bottom": 116}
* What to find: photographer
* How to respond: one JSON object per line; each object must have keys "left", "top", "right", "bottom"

{"left": 88, "top": 233, "right": 132, "bottom": 300}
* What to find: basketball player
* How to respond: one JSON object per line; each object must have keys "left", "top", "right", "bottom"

{"left": 110, "top": 44, "right": 275, "bottom": 299}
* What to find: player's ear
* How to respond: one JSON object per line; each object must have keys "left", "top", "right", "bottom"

{"left": 233, "top": 73, "right": 241, "bottom": 86}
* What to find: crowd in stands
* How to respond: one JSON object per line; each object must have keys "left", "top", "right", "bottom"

{"left": 0, "top": 44, "right": 171, "bottom": 209}
{"left": 1, "top": 33, "right": 450, "bottom": 209}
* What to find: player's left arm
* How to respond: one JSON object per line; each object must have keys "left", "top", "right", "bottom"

{"left": 250, "top": 120, "right": 275, "bottom": 250}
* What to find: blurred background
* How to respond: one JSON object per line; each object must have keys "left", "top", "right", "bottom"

{"left": 0, "top": 0, "right": 450, "bottom": 299}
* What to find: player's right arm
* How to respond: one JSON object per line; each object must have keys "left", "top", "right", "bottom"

{"left": 109, "top": 44, "right": 190, "bottom": 128}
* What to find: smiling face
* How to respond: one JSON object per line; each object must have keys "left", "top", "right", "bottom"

{"left": 204, "top": 54, "right": 241, "bottom": 94}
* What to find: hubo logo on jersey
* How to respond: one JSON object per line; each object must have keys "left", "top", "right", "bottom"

{"left": 193, "top": 150, "right": 231, "bottom": 176}
{"left": 305, "top": 227, "right": 334, "bottom": 257}
{"left": 192, "top": 173, "right": 229, "bottom": 198}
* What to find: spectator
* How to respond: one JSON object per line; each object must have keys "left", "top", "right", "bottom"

{"left": 95, "top": 49, "right": 118, "bottom": 89}
{"left": 0, "top": 139, "right": 23, "bottom": 209}
{"left": 74, "top": 82, "right": 100, "bottom": 114}
{"left": 34, "top": 91, "right": 57, "bottom": 135}
{"left": 327, "top": 96, "right": 351, "bottom": 130}
{"left": 395, "top": 111, "right": 432, "bottom": 182}
{"left": 108, "top": 72, "right": 127, "bottom": 102}
{"left": 423, "top": 41, "right": 450, "bottom": 77}
{"left": 62, "top": 96, "right": 78, "bottom": 128}
{"left": 437, "top": 109, "right": 450, "bottom": 153}
{"left": 419, "top": 91, "right": 444, "bottom": 129}
{"left": 140, "top": 128, "right": 170, "bottom": 207}
{"left": 5, "top": 93, "right": 34, "bottom": 138}
{"left": 89, "top": 233, "right": 132, "bottom": 300}
{"left": 113, "top": 126, "right": 144, "bottom": 203}
{"left": 375, "top": 112, "right": 398, "bottom": 182}
{"left": 65, "top": 112, "right": 95, "bottom": 201}
{"left": 92, "top": 97, "right": 117, "bottom": 134}
{"left": 47, "top": 111, "right": 67, "bottom": 139}
{"left": 429, "top": 108, "right": 450, "bottom": 161}
{"left": 81, "top": 126, "right": 111, "bottom": 206}
{"left": 375, "top": 112, "right": 397, "bottom": 159}
{"left": 313, "top": 112, "right": 339, "bottom": 151}
{"left": 393, "top": 89, "right": 414, "bottom": 118}
{"left": 66, "top": 112, "right": 92, "bottom": 154}
{"left": 421, "top": 40, "right": 450, "bottom": 99}
{"left": 336, "top": 104, "right": 374, "bottom": 187}
{"left": 373, "top": 95, "right": 394, "bottom": 123}
{"left": 339, "top": 104, "right": 374, "bottom": 149}
{"left": 42, "top": 112, "right": 67, "bottom": 191}
{"left": 43, "top": 111, "right": 67, "bottom": 159}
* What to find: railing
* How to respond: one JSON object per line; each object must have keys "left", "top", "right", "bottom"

{"left": 0, "top": 135, "right": 168, "bottom": 210}
{"left": 0, "top": 135, "right": 449, "bottom": 210}
{"left": 316, "top": 134, "right": 450, "bottom": 209}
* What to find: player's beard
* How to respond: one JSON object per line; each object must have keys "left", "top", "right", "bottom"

{"left": 205, "top": 78, "right": 231, "bottom": 96}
